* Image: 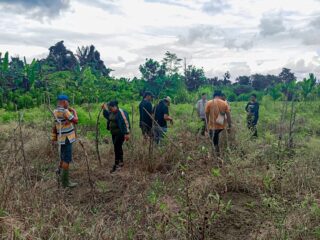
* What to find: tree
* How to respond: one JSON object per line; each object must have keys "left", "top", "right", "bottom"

{"left": 233, "top": 85, "right": 253, "bottom": 95}
{"left": 184, "top": 65, "right": 206, "bottom": 91}
{"left": 162, "top": 51, "right": 182, "bottom": 76}
{"left": 251, "top": 74, "right": 268, "bottom": 91}
{"left": 299, "top": 73, "right": 317, "bottom": 100}
{"left": 139, "top": 58, "right": 166, "bottom": 96}
{"left": 279, "top": 68, "right": 296, "bottom": 84}
{"left": 45, "top": 41, "right": 78, "bottom": 72}
{"left": 268, "top": 84, "right": 282, "bottom": 100}
{"left": 223, "top": 71, "right": 231, "bottom": 86}
{"left": 76, "top": 45, "right": 112, "bottom": 77}
{"left": 236, "top": 75, "right": 251, "bottom": 85}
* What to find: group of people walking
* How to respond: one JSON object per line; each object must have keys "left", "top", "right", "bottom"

{"left": 51, "top": 91, "right": 259, "bottom": 188}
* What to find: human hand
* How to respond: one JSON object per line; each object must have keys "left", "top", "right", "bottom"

{"left": 124, "top": 134, "right": 130, "bottom": 141}
{"left": 101, "top": 103, "right": 107, "bottom": 110}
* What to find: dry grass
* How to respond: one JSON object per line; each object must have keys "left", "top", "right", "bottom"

{"left": 0, "top": 115, "right": 320, "bottom": 240}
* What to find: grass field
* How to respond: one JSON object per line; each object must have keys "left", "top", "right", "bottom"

{"left": 0, "top": 98, "right": 320, "bottom": 239}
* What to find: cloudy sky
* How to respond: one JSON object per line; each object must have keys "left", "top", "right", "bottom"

{"left": 1, "top": 0, "right": 320, "bottom": 80}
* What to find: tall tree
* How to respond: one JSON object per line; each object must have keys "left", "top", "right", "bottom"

{"left": 223, "top": 71, "right": 231, "bottom": 86}
{"left": 45, "top": 41, "right": 78, "bottom": 72}
{"left": 76, "top": 45, "right": 112, "bottom": 77}
{"left": 236, "top": 75, "right": 251, "bottom": 85}
{"left": 300, "top": 73, "right": 317, "bottom": 99}
{"left": 184, "top": 65, "right": 206, "bottom": 91}
{"left": 139, "top": 58, "right": 166, "bottom": 96}
{"left": 279, "top": 68, "right": 296, "bottom": 84}
{"left": 161, "top": 51, "right": 182, "bottom": 76}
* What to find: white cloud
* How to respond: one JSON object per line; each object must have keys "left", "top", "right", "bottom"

{"left": 1, "top": 0, "right": 320, "bottom": 80}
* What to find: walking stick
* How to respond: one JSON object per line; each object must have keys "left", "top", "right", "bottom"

{"left": 95, "top": 108, "right": 103, "bottom": 166}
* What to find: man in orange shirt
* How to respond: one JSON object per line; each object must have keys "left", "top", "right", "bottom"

{"left": 205, "top": 91, "right": 232, "bottom": 155}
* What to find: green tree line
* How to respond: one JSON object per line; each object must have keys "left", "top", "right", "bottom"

{"left": 0, "top": 41, "right": 319, "bottom": 110}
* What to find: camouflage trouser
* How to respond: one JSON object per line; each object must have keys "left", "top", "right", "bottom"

{"left": 247, "top": 115, "right": 257, "bottom": 137}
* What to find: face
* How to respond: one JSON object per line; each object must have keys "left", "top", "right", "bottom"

{"left": 146, "top": 95, "right": 152, "bottom": 101}
{"left": 58, "top": 100, "right": 69, "bottom": 108}
{"left": 251, "top": 96, "right": 256, "bottom": 102}
{"left": 110, "top": 106, "right": 118, "bottom": 113}
{"left": 202, "top": 95, "right": 207, "bottom": 100}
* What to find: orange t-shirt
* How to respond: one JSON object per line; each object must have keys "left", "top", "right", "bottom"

{"left": 205, "top": 98, "right": 230, "bottom": 130}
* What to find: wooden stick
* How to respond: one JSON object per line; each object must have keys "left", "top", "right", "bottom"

{"left": 95, "top": 108, "right": 103, "bottom": 166}
{"left": 79, "top": 140, "right": 94, "bottom": 189}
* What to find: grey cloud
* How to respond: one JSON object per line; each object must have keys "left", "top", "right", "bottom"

{"left": 178, "top": 25, "right": 223, "bottom": 45}
{"left": 228, "top": 62, "right": 251, "bottom": 78}
{"left": 0, "top": 27, "right": 124, "bottom": 52}
{"left": 144, "top": 0, "right": 192, "bottom": 9}
{"left": 117, "top": 56, "right": 125, "bottom": 62}
{"left": 224, "top": 38, "right": 254, "bottom": 50}
{"left": 301, "top": 15, "right": 320, "bottom": 45}
{"left": 0, "top": 0, "right": 70, "bottom": 19}
{"left": 77, "top": 0, "right": 123, "bottom": 14}
{"left": 202, "top": 0, "right": 229, "bottom": 15}
{"left": 259, "top": 14, "right": 286, "bottom": 36}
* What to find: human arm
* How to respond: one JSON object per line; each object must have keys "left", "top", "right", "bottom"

{"left": 245, "top": 102, "right": 249, "bottom": 113}
{"left": 68, "top": 107, "right": 78, "bottom": 124}
{"left": 163, "top": 105, "right": 173, "bottom": 124}
{"left": 64, "top": 108, "right": 78, "bottom": 124}
{"left": 102, "top": 103, "right": 110, "bottom": 120}
{"left": 164, "top": 114, "right": 173, "bottom": 124}
{"left": 253, "top": 103, "right": 259, "bottom": 125}
{"left": 51, "top": 125, "right": 58, "bottom": 143}
{"left": 196, "top": 101, "right": 201, "bottom": 117}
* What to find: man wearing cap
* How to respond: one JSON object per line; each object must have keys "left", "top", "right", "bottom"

{"left": 205, "top": 91, "right": 232, "bottom": 156}
{"left": 51, "top": 94, "right": 79, "bottom": 188}
{"left": 196, "top": 93, "right": 208, "bottom": 136}
{"left": 139, "top": 91, "right": 154, "bottom": 138}
{"left": 153, "top": 96, "right": 173, "bottom": 144}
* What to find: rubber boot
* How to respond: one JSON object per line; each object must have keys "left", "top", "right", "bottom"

{"left": 61, "top": 169, "right": 77, "bottom": 188}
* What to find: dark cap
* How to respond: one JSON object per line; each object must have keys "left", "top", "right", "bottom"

{"left": 213, "top": 90, "right": 222, "bottom": 98}
{"left": 57, "top": 94, "right": 69, "bottom": 101}
{"left": 108, "top": 100, "right": 119, "bottom": 107}
{"left": 143, "top": 91, "right": 154, "bottom": 98}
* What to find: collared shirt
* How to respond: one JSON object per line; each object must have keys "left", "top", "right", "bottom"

{"left": 139, "top": 99, "right": 153, "bottom": 128}
{"left": 196, "top": 99, "right": 207, "bottom": 119}
{"left": 52, "top": 106, "right": 76, "bottom": 144}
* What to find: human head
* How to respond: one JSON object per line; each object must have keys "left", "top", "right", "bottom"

{"left": 201, "top": 93, "right": 207, "bottom": 100}
{"left": 143, "top": 91, "right": 154, "bottom": 101}
{"left": 163, "top": 96, "right": 171, "bottom": 106}
{"left": 221, "top": 93, "right": 226, "bottom": 101}
{"left": 213, "top": 90, "right": 222, "bottom": 99}
{"left": 250, "top": 94, "right": 257, "bottom": 102}
{"left": 108, "top": 100, "right": 119, "bottom": 112}
{"left": 57, "top": 94, "right": 69, "bottom": 109}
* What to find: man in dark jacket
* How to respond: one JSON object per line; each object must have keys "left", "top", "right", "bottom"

{"left": 139, "top": 91, "right": 154, "bottom": 138}
{"left": 153, "top": 96, "right": 173, "bottom": 144}
{"left": 245, "top": 94, "right": 259, "bottom": 137}
{"left": 102, "top": 101, "right": 130, "bottom": 173}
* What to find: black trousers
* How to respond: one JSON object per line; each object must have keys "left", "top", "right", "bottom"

{"left": 112, "top": 134, "right": 125, "bottom": 165}
{"left": 247, "top": 116, "right": 258, "bottom": 137}
{"left": 209, "top": 129, "right": 224, "bottom": 146}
